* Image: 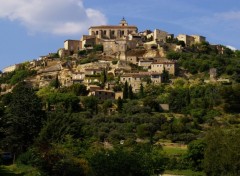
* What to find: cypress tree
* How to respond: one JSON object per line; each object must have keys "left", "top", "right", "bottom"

{"left": 128, "top": 85, "right": 134, "bottom": 99}
{"left": 123, "top": 81, "right": 128, "bottom": 99}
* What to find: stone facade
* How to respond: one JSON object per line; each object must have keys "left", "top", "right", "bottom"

{"left": 94, "top": 90, "right": 123, "bottom": 100}
{"left": 126, "top": 56, "right": 138, "bottom": 65}
{"left": 153, "top": 29, "right": 168, "bottom": 42}
{"left": 72, "top": 72, "right": 85, "bottom": 83}
{"left": 138, "top": 59, "right": 153, "bottom": 69}
{"left": 81, "top": 35, "right": 100, "bottom": 49}
{"left": 150, "top": 61, "right": 176, "bottom": 75}
{"left": 177, "top": 34, "right": 206, "bottom": 46}
{"left": 64, "top": 40, "right": 81, "bottom": 54}
{"left": 120, "top": 72, "right": 161, "bottom": 92}
{"left": 191, "top": 35, "right": 206, "bottom": 43}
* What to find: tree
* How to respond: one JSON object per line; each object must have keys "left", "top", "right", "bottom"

{"left": 70, "top": 83, "right": 89, "bottom": 96}
{"left": 139, "top": 83, "right": 144, "bottom": 98}
{"left": 93, "top": 44, "right": 103, "bottom": 52}
{"left": 128, "top": 85, "right": 134, "bottom": 99}
{"left": 123, "top": 81, "right": 129, "bottom": 99}
{"left": 50, "top": 75, "right": 60, "bottom": 89}
{"left": 89, "top": 146, "right": 166, "bottom": 176}
{"left": 117, "top": 97, "right": 123, "bottom": 112}
{"left": 166, "top": 51, "right": 181, "bottom": 60}
{"left": 204, "top": 128, "right": 240, "bottom": 176}
{"left": 100, "top": 70, "right": 107, "bottom": 85}
{"left": 1, "top": 82, "right": 45, "bottom": 154}
{"left": 162, "top": 68, "right": 169, "bottom": 83}
{"left": 82, "top": 96, "right": 98, "bottom": 114}
{"left": 185, "top": 139, "right": 206, "bottom": 171}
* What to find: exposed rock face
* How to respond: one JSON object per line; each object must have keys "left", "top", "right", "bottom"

{"left": 158, "top": 47, "right": 167, "bottom": 57}
{"left": 143, "top": 49, "right": 160, "bottom": 58}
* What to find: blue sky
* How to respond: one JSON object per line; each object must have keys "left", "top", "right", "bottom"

{"left": 0, "top": 0, "right": 240, "bottom": 70}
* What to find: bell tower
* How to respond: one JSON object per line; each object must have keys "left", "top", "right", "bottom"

{"left": 119, "top": 17, "right": 128, "bottom": 26}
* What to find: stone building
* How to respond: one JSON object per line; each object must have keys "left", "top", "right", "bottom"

{"left": 177, "top": 34, "right": 206, "bottom": 46}
{"left": 153, "top": 29, "right": 168, "bottom": 42}
{"left": 191, "top": 35, "right": 206, "bottom": 43}
{"left": 138, "top": 59, "right": 154, "bottom": 69}
{"left": 64, "top": 40, "right": 82, "bottom": 54}
{"left": 120, "top": 72, "right": 161, "bottom": 92}
{"left": 88, "top": 18, "right": 138, "bottom": 40}
{"left": 150, "top": 61, "right": 176, "bottom": 75}
{"left": 81, "top": 35, "right": 100, "bottom": 49}
{"left": 94, "top": 90, "right": 123, "bottom": 100}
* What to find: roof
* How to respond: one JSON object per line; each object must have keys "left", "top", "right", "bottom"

{"left": 89, "top": 25, "right": 137, "bottom": 29}
{"left": 85, "top": 68, "right": 103, "bottom": 71}
{"left": 152, "top": 61, "right": 176, "bottom": 64}
{"left": 64, "top": 39, "right": 80, "bottom": 42}
{"left": 121, "top": 72, "right": 160, "bottom": 78}
{"left": 95, "top": 89, "right": 115, "bottom": 93}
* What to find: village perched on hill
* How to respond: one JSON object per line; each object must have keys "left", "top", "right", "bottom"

{"left": 0, "top": 18, "right": 230, "bottom": 99}
{"left": 1, "top": 18, "right": 240, "bottom": 175}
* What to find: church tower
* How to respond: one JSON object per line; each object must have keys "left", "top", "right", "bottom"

{"left": 119, "top": 17, "right": 128, "bottom": 26}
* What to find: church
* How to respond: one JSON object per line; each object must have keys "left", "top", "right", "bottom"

{"left": 88, "top": 18, "right": 138, "bottom": 39}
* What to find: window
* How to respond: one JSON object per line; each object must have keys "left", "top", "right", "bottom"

{"left": 96, "top": 31, "right": 99, "bottom": 35}
{"left": 104, "top": 30, "right": 107, "bottom": 35}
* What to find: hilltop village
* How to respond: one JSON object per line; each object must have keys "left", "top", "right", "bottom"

{"left": 1, "top": 18, "right": 240, "bottom": 176}
{"left": 0, "top": 18, "right": 229, "bottom": 98}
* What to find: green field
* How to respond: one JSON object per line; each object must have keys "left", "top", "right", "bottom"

{"left": 164, "top": 169, "right": 205, "bottom": 176}
{"left": 0, "top": 165, "right": 41, "bottom": 176}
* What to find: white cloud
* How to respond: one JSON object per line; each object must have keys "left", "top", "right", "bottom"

{"left": 226, "top": 45, "right": 237, "bottom": 51}
{"left": 0, "top": 0, "right": 107, "bottom": 35}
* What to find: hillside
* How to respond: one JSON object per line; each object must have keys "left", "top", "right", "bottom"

{"left": 0, "top": 31, "right": 240, "bottom": 175}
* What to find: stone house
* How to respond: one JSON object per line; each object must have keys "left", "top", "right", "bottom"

{"left": 88, "top": 85, "right": 101, "bottom": 93}
{"left": 191, "top": 35, "right": 206, "bottom": 43}
{"left": 72, "top": 72, "right": 85, "bottom": 84}
{"left": 150, "top": 61, "right": 176, "bottom": 75}
{"left": 81, "top": 35, "right": 100, "bottom": 49}
{"left": 84, "top": 68, "right": 103, "bottom": 75}
{"left": 64, "top": 40, "right": 82, "bottom": 54}
{"left": 138, "top": 59, "right": 154, "bottom": 69}
{"left": 58, "top": 48, "right": 69, "bottom": 58}
{"left": 94, "top": 90, "right": 123, "bottom": 100}
{"left": 120, "top": 72, "right": 161, "bottom": 92}
{"left": 126, "top": 56, "right": 139, "bottom": 65}
{"left": 153, "top": 29, "right": 168, "bottom": 42}
{"left": 177, "top": 34, "right": 206, "bottom": 46}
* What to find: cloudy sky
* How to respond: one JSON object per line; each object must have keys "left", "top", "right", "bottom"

{"left": 0, "top": 0, "right": 240, "bottom": 70}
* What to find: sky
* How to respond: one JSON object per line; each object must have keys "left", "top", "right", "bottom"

{"left": 0, "top": 0, "right": 240, "bottom": 70}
